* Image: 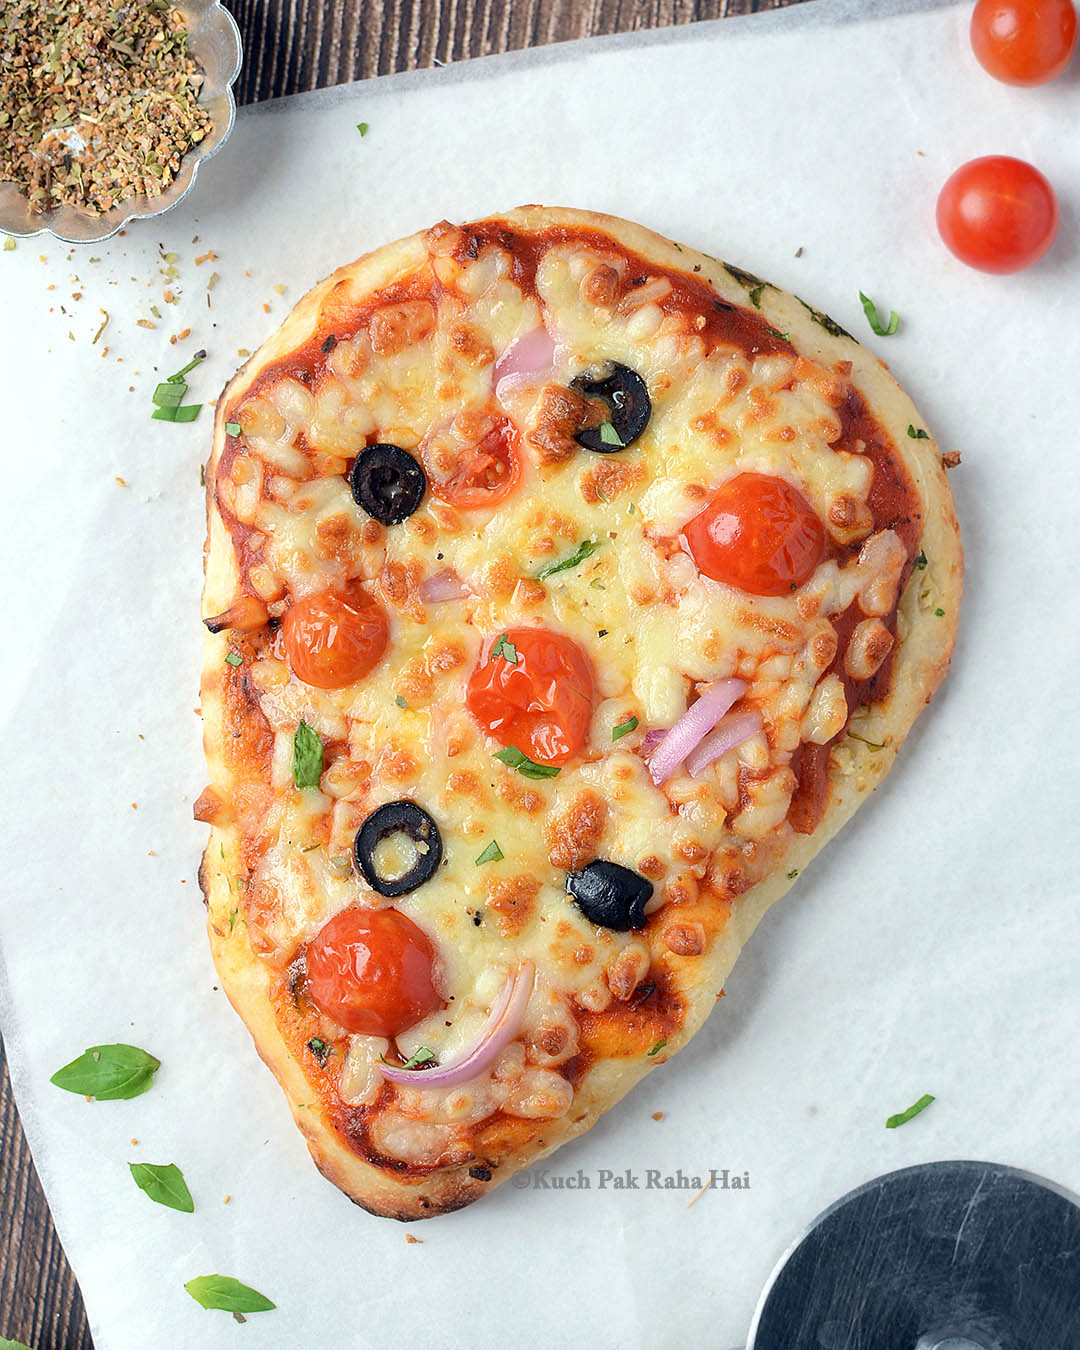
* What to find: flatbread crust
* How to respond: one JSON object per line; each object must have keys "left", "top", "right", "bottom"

{"left": 198, "top": 206, "right": 962, "bottom": 1219}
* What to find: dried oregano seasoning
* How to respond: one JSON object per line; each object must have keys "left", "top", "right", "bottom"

{"left": 0, "top": 1, "right": 213, "bottom": 215}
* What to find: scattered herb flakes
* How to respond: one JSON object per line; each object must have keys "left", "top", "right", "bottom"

{"left": 224, "top": 420, "right": 241, "bottom": 436}
{"left": 612, "top": 716, "right": 639, "bottom": 741}
{"left": 493, "top": 746, "right": 561, "bottom": 780}
{"left": 2, "top": 238, "right": 15, "bottom": 252}
{"left": 184, "top": 1275, "right": 276, "bottom": 1315}
{"left": 764, "top": 326, "right": 790, "bottom": 341}
{"left": 536, "top": 538, "right": 602, "bottom": 581}
{"left": 224, "top": 651, "right": 243, "bottom": 667}
{"left": 908, "top": 424, "right": 929, "bottom": 439}
{"left": 394, "top": 694, "right": 409, "bottom": 709}
{"left": 747, "top": 284, "right": 763, "bottom": 309}
{"left": 475, "top": 840, "right": 504, "bottom": 865}
{"left": 91, "top": 309, "right": 110, "bottom": 344}
{"left": 149, "top": 304, "right": 162, "bottom": 319}
{"left": 382, "top": 1046, "right": 436, "bottom": 1071}
{"left": 913, "top": 550, "right": 928, "bottom": 570}
{"left": 647, "top": 1038, "right": 668, "bottom": 1057}
{"left": 490, "top": 633, "right": 519, "bottom": 664}
{"left": 357, "top": 121, "right": 370, "bottom": 136}
{"left": 50, "top": 1044, "right": 160, "bottom": 1100}
{"left": 292, "top": 720, "right": 323, "bottom": 790}
{"left": 723, "top": 261, "right": 767, "bottom": 293}
{"left": 129, "top": 1162, "right": 194, "bottom": 1213}
{"left": 885, "top": 1093, "right": 935, "bottom": 1129}
{"left": 0, "top": 2, "right": 213, "bottom": 217}
{"left": 797, "top": 297, "right": 854, "bottom": 341}
{"left": 787, "top": 868, "right": 799, "bottom": 879}
{"left": 306, "top": 1037, "right": 330, "bottom": 1065}
{"left": 169, "top": 351, "right": 206, "bottom": 382}
{"left": 859, "top": 290, "right": 900, "bottom": 337}
{"left": 598, "top": 420, "right": 624, "bottom": 448}
{"left": 934, "top": 607, "right": 945, "bottom": 617}
{"left": 228, "top": 909, "right": 237, "bottom": 933}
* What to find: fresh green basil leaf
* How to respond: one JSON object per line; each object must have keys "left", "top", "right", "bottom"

{"left": 292, "top": 720, "right": 323, "bottom": 790}
{"left": 129, "top": 1162, "right": 194, "bottom": 1213}
{"left": 536, "top": 538, "right": 601, "bottom": 581}
{"left": 224, "top": 421, "right": 241, "bottom": 436}
{"left": 50, "top": 1044, "right": 160, "bottom": 1100}
{"left": 492, "top": 746, "right": 560, "bottom": 779}
{"left": 171, "top": 403, "right": 202, "bottom": 423}
{"left": 152, "top": 381, "right": 186, "bottom": 408}
{"left": 475, "top": 840, "right": 504, "bottom": 865}
{"left": 224, "top": 651, "right": 243, "bottom": 667}
{"left": 913, "top": 550, "right": 928, "bottom": 570}
{"left": 598, "top": 420, "right": 623, "bottom": 448}
{"left": 357, "top": 122, "right": 369, "bottom": 136}
{"left": 491, "top": 633, "right": 518, "bottom": 664}
{"left": 908, "top": 424, "right": 929, "bottom": 439}
{"left": 380, "top": 1046, "right": 435, "bottom": 1071}
{"left": 647, "top": 1038, "right": 668, "bottom": 1057}
{"left": 184, "top": 1275, "right": 275, "bottom": 1314}
{"left": 885, "top": 1093, "right": 935, "bottom": 1129}
{"left": 611, "top": 716, "right": 638, "bottom": 741}
{"left": 859, "top": 290, "right": 900, "bottom": 337}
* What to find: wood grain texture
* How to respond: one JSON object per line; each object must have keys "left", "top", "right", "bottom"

{"left": 0, "top": 1, "right": 805, "bottom": 1346}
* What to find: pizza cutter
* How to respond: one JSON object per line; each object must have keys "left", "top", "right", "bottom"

{"left": 732, "top": 1160, "right": 1080, "bottom": 1350}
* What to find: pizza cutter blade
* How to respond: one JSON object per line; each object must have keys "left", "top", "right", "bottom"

{"left": 742, "top": 1160, "right": 1080, "bottom": 1350}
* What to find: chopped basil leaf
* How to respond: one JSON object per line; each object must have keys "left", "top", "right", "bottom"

{"left": 885, "top": 1092, "right": 935, "bottom": 1129}
{"left": 306, "top": 1037, "right": 329, "bottom": 1064}
{"left": 169, "top": 350, "right": 207, "bottom": 383}
{"left": 493, "top": 746, "right": 561, "bottom": 779}
{"left": 797, "top": 297, "right": 854, "bottom": 340}
{"left": 747, "top": 284, "right": 763, "bottom": 309}
{"left": 913, "top": 550, "right": 928, "bottom": 570}
{"left": 224, "top": 651, "right": 243, "bottom": 667}
{"left": 172, "top": 403, "right": 202, "bottom": 423}
{"left": 647, "top": 1038, "right": 668, "bottom": 1057}
{"left": 381, "top": 1046, "right": 436, "bottom": 1070}
{"left": 395, "top": 694, "right": 409, "bottom": 708}
{"left": 787, "top": 868, "right": 799, "bottom": 879}
{"left": 291, "top": 720, "right": 323, "bottom": 790}
{"left": 612, "top": 716, "right": 639, "bottom": 741}
{"left": 536, "top": 538, "right": 601, "bottom": 581}
{"left": 129, "top": 1162, "right": 194, "bottom": 1213}
{"left": 224, "top": 420, "right": 241, "bottom": 436}
{"left": 184, "top": 1275, "right": 276, "bottom": 1314}
{"left": 152, "top": 380, "right": 185, "bottom": 408}
{"left": 723, "top": 262, "right": 767, "bottom": 293}
{"left": 357, "top": 122, "right": 369, "bottom": 136}
{"left": 859, "top": 290, "right": 900, "bottom": 337}
{"left": 491, "top": 633, "right": 519, "bottom": 664}
{"left": 228, "top": 908, "right": 237, "bottom": 932}
{"left": 475, "top": 840, "right": 504, "bottom": 865}
{"left": 50, "top": 1044, "right": 160, "bottom": 1100}
{"left": 598, "top": 420, "right": 624, "bottom": 447}
{"left": 934, "top": 607, "right": 945, "bottom": 617}
{"left": 907, "top": 424, "right": 930, "bottom": 439}
{"left": 764, "top": 326, "right": 790, "bottom": 340}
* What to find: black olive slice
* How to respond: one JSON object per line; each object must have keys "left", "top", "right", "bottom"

{"left": 353, "top": 801, "right": 442, "bottom": 897}
{"left": 566, "top": 860, "right": 653, "bottom": 931}
{"left": 349, "top": 444, "right": 426, "bottom": 525}
{"left": 571, "top": 363, "right": 651, "bottom": 453}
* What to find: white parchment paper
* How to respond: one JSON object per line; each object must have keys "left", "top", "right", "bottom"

{"left": 2, "top": 1, "right": 1079, "bottom": 1346}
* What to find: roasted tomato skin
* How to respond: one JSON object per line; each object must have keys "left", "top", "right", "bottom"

{"left": 936, "top": 155, "right": 1059, "bottom": 274}
{"left": 430, "top": 417, "right": 521, "bottom": 510}
{"left": 466, "top": 627, "right": 595, "bottom": 765}
{"left": 683, "top": 472, "right": 826, "bottom": 596}
{"left": 970, "top": 0, "right": 1078, "bottom": 85}
{"left": 281, "top": 584, "right": 389, "bottom": 689}
{"left": 305, "top": 907, "right": 444, "bottom": 1037}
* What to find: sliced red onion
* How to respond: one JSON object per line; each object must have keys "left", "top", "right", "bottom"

{"left": 647, "top": 678, "right": 747, "bottom": 786}
{"left": 641, "top": 729, "right": 667, "bottom": 752}
{"left": 685, "top": 711, "right": 763, "bottom": 777}
{"left": 494, "top": 325, "right": 556, "bottom": 405}
{"left": 419, "top": 568, "right": 470, "bottom": 603}
{"left": 380, "top": 961, "right": 535, "bottom": 1089}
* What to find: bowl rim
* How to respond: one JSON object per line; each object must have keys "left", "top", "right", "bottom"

{"left": 0, "top": 0, "right": 243, "bottom": 246}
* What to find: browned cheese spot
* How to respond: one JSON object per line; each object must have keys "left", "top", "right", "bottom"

{"left": 545, "top": 789, "right": 608, "bottom": 870}
{"left": 369, "top": 300, "right": 436, "bottom": 356}
{"left": 484, "top": 875, "right": 540, "bottom": 937}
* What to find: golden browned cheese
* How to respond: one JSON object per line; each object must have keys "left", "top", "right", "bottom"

{"left": 198, "top": 207, "right": 961, "bottom": 1217}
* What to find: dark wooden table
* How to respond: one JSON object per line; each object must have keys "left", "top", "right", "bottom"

{"left": 0, "top": 1, "right": 802, "bottom": 1344}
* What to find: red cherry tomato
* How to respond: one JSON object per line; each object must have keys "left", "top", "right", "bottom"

{"left": 936, "top": 156, "right": 1059, "bottom": 274}
{"left": 971, "top": 0, "right": 1077, "bottom": 85}
{"left": 466, "top": 627, "right": 594, "bottom": 765}
{"left": 305, "top": 906, "right": 444, "bottom": 1037}
{"left": 683, "top": 472, "right": 826, "bottom": 597}
{"left": 430, "top": 417, "right": 521, "bottom": 510}
{"left": 281, "top": 584, "right": 389, "bottom": 689}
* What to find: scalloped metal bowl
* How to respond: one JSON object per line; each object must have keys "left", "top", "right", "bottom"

{"left": 0, "top": 1, "right": 242, "bottom": 245}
